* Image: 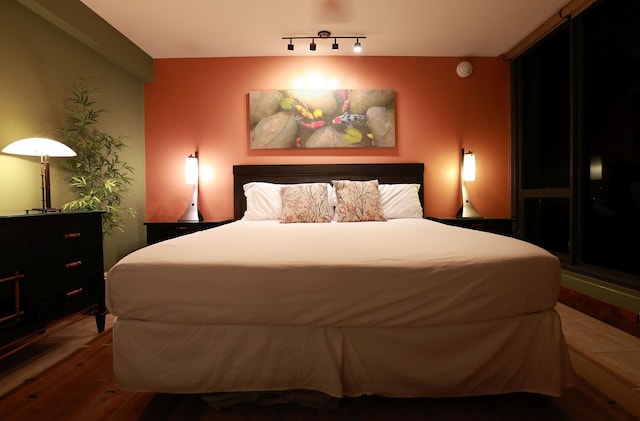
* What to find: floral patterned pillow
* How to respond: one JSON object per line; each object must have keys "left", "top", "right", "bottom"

{"left": 332, "top": 179, "right": 386, "bottom": 222}
{"left": 280, "top": 183, "right": 332, "bottom": 223}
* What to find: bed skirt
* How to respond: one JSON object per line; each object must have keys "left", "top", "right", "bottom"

{"left": 112, "top": 308, "right": 574, "bottom": 398}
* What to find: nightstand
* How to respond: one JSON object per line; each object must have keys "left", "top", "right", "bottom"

{"left": 427, "top": 217, "right": 515, "bottom": 236}
{"left": 144, "top": 219, "right": 234, "bottom": 244}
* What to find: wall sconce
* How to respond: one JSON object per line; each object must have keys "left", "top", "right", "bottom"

{"left": 1, "top": 137, "right": 76, "bottom": 212}
{"left": 457, "top": 148, "right": 482, "bottom": 218}
{"left": 283, "top": 30, "right": 366, "bottom": 53}
{"left": 178, "top": 151, "right": 201, "bottom": 222}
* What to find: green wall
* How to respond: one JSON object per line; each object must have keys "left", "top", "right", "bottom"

{"left": 0, "top": 0, "right": 151, "bottom": 269}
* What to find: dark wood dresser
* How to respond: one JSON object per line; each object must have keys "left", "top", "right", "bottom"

{"left": 0, "top": 211, "right": 105, "bottom": 354}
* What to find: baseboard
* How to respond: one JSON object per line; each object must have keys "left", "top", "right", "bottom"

{"left": 559, "top": 286, "right": 640, "bottom": 338}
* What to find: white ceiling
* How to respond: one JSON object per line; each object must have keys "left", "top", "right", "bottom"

{"left": 79, "top": 0, "right": 567, "bottom": 59}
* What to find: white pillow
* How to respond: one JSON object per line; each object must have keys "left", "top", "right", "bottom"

{"left": 378, "top": 183, "right": 423, "bottom": 219}
{"left": 242, "top": 182, "right": 283, "bottom": 220}
{"left": 243, "top": 182, "right": 335, "bottom": 221}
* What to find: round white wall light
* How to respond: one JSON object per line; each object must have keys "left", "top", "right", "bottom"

{"left": 456, "top": 61, "right": 473, "bottom": 78}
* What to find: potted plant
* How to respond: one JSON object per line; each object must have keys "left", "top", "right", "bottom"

{"left": 57, "top": 76, "right": 136, "bottom": 236}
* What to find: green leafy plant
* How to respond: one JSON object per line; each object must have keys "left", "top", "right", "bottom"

{"left": 57, "top": 76, "right": 136, "bottom": 236}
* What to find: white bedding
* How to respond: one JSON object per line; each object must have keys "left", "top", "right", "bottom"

{"left": 106, "top": 219, "right": 561, "bottom": 328}
{"left": 107, "top": 218, "right": 574, "bottom": 397}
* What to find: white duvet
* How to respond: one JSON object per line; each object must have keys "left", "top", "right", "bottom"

{"left": 106, "top": 219, "right": 561, "bottom": 328}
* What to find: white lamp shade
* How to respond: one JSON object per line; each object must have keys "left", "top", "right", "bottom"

{"left": 184, "top": 155, "right": 199, "bottom": 185}
{"left": 463, "top": 152, "right": 476, "bottom": 181}
{"left": 2, "top": 137, "right": 76, "bottom": 157}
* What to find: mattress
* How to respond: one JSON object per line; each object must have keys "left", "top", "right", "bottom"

{"left": 106, "top": 218, "right": 561, "bottom": 328}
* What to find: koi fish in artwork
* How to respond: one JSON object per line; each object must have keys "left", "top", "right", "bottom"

{"left": 332, "top": 112, "right": 367, "bottom": 128}
{"left": 298, "top": 120, "right": 325, "bottom": 129}
{"left": 337, "top": 89, "right": 350, "bottom": 113}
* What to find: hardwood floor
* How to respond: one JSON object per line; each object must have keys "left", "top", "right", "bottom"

{"left": 0, "top": 312, "right": 115, "bottom": 396}
{"left": 1, "top": 304, "right": 639, "bottom": 420}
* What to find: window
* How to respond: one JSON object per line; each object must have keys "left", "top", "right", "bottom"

{"left": 513, "top": 0, "right": 640, "bottom": 291}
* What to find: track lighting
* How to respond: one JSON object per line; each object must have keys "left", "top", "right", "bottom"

{"left": 354, "top": 38, "right": 362, "bottom": 53}
{"left": 283, "top": 30, "right": 366, "bottom": 53}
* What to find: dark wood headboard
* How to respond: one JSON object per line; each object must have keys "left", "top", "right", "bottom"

{"left": 233, "top": 163, "right": 425, "bottom": 220}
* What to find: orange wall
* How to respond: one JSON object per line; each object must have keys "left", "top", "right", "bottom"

{"left": 144, "top": 56, "right": 511, "bottom": 221}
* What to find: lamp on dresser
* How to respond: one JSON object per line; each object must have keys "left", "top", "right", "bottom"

{"left": 1, "top": 137, "right": 76, "bottom": 212}
{"left": 456, "top": 148, "right": 482, "bottom": 219}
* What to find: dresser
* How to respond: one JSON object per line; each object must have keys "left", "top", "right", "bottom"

{"left": 0, "top": 211, "right": 105, "bottom": 353}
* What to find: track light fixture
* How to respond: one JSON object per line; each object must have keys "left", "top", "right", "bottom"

{"left": 283, "top": 30, "right": 366, "bottom": 53}
{"left": 354, "top": 38, "right": 362, "bottom": 53}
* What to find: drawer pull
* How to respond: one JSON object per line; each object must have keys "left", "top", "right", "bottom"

{"left": 64, "top": 260, "right": 83, "bottom": 269}
{"left": 65, "top": 288, "right": 83, "bottom": 298}
{"left": 64, "top": 232, "right": 82, "bottom": 239}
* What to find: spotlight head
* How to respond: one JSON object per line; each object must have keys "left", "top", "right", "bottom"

{"left": 332, "top": 39, "right": 339, "bottom": 50}
{"left": 310, "top": 40, "right": 316, "bottom": 51}
{"left": 287, "top": 43, "right": 294, "bottom": 51}
{"left": 353, "top": 39, "right": 362, "bottom": 53}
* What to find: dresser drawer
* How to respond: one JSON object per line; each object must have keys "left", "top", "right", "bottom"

{"left": 41, "top": 247, "right": 102, "bottom": 285}
{"left": 38, "top": 249, "right": 103, "bottom": 319}
{"left": 35, "top": 216, "right": 102, "bottom": 253}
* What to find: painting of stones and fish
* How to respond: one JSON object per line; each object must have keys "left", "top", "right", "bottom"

{"left": 249, "top": 89, "right": 396, "bottom": 149}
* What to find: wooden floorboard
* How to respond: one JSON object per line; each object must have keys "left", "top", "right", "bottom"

{"left": 1, "top": 329, "right": 638, "bottom": 421}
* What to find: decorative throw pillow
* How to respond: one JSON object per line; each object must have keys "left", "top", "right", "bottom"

{"left": 280, "top": 183, "right": 332, "bottom": 223}
{"left": 332, "top": 179, "right": 386, "bottom": 222}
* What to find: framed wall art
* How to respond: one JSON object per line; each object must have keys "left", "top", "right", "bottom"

{"left": 249, "top": 89, "right": 396, "bottom": 149}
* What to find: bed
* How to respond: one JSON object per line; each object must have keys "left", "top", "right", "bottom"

{"left": 106, "top": 163, "right": 574, "bottom": 400}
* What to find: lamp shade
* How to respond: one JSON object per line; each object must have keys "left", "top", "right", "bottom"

{"left": 463, "top": 152, "right": 476, "bottom": 181}
{"left": 2, "top": 137, "right": 76, "bottom": 158}
{"left": 184, "top": 154, "right": 199, "bottom": 185}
